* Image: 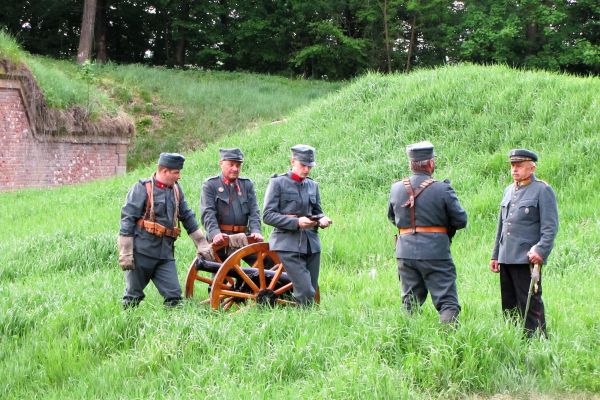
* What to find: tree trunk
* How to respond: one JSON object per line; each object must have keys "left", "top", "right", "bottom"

{"left": 174, "top": 0, "right": 190, "bottom": 67}
{"left": 405, "top": 15, "right": 417, "bottom": 73}
{"left": 94, "top": 0, "right": 107, "bottom": 64}
{"left": 382, "top": 0, "right": 392, "bottom": 73}
{"left": 77, "top": 0, "right": 98, "bottom": 64}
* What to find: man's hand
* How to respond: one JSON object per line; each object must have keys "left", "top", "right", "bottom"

{"left": 298, "top": 216, "right": 318, "bottom": 230}
{"left": 117, "top": 235, "right": 135, "bottom": 271}
{"left": 528, "top": 249, "right": 544, "bottom": 265}
{"left": 190, "top": 230, "right": 215, "bottom": 261}
{"left": 212, "top": 233, "right": 228, "bottom": 246}
{"left": 489, "top": 259, "right": 500, "bottom": 273}
{"left": 249, "top": 232, "right": 264, "bottom": 242}
{"left": 318, "top": 216, "right": 333, "bottom": 229}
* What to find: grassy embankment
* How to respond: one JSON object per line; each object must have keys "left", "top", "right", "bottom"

{"left": 0, "top": 30, "right": 342, "bottom": 169}
{"left": 1, "top": 50, "right": 599, "bottom": 398}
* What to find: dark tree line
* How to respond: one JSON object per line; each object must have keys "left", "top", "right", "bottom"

{"left": 1, "top": 0, "right": 598, "bottom": 79}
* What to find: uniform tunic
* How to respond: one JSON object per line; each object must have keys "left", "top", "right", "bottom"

{"left": 388, "top": 172, "right": 467, "bottom": 315}
{"left": 491, "top": 174, "right": 558, "bottom": 334}
{"left": 263, "top": 172, "right": 324, "bottom": 304}
{"left": 200, "top": 175, "right": 261, "bottom": 241}
{"left": 120, "top": 177, "right": 199, "bottom": 302}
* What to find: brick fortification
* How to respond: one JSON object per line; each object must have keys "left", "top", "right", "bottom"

{"left": 0, "top": 59, "right": 134, "bottom": 191}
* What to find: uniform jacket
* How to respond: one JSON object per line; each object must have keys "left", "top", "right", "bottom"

{"left": 200, "top": 175, "right": 261, "bottom": 241}
{"left": 492, "top": 174, "right": 558, "bottom": 264}
{"left": 388, "top": 172, "right": 467, "bottom": 260}
{"left": 120, "top": 177, "right": 199, "bottom": 260}
{"left": 263, "top": 172, "right": 324, "bottom": 254}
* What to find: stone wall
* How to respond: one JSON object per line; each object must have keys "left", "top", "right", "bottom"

{"left": 0, "top": 61, "right": 133, "bottom": 191}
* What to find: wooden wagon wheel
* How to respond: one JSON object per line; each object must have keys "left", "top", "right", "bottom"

{"left": 209, "top": 242, "right": 299, "bottom": 310}
{"left": 184, "top": 241, "right": 227, "bottom": 299}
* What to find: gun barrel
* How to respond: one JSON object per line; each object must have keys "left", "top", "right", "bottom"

{"left": 195, "top": 258, "right": 291, "bottom": 285}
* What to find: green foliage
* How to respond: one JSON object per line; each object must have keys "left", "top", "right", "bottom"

{"left": 1, "top": 65, "right": 599, "bottom": 398}
{"left": 2, "top": 0, "right": 598, "bottom": 78}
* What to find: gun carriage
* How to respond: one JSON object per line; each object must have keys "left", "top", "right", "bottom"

{"left": 185, "top": 236, "right": 319, "bottom": 310}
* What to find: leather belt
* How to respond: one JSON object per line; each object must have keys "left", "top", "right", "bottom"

{"left": 136, "top": 219, "right": 181, "bottom": 238}
{"left": 219, "top": 224, "right": 247, "bottom": 233}
{"left": 398, "top": 226, "right": 448, "bottom": 235}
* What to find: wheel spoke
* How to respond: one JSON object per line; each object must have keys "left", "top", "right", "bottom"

{"left": 256, "top": 252, "right": 267, "bottom": 290}
{"left": 219, "top": 289, "right": 256, "bottom": 300}
{"left": 274, "top": 282, "right": 293, "bottom": 296}
{"left": 232, "top": 263, "right": 260, "bottom": 293}
{"left": 268, "top": 264, "right": 284, "bottom": 290}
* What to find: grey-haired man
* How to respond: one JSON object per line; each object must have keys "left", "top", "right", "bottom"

{"left": 263, "top": 144, "right": 333, "bottom": 305}
{"left": 200, "top": 148, "right": 263, "bottom": 260}
{"left": 388, "top": 141, "right": 467, "bottom": 324}
{"left": 118, "top": 153, "right": 212, "bottom": 307}
{"left": 490, "top": 149, "right": 559, "bottom": 337}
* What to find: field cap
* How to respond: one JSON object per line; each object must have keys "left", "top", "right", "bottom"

{"left": 220, "top": 148, "right": 244, "bottom": 162}
{"left": 508, "top": 149, "right": 538, "bottom": 163}
{"left": 406, "top": 141, "right": 435, "bottom": 161}
{"left": 291, "top": 144, "right": 316, "bottom": 167}
{"left": 158, "top": 153, "right": 185, "bottom": 169}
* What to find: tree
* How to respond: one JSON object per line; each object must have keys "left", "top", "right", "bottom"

{"left": 77, "top": 0, "right": 97, "bottom": 64}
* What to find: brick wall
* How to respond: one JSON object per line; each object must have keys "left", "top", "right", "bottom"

{"left": 0, "top": 76, "right": 130, "bottom": 191}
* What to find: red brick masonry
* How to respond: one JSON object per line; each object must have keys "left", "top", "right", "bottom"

{"left": 0, "top": 76, "right": 131, "bottom": 191}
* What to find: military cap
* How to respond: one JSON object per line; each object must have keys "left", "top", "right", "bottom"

{"left": 406, "top": 141, "right": 435, "bottom": 161}
{"left": 291, "top": 144, "right": 316, "bottom": 167}
{"left": 220, "top": 148, "right": 244, "bottom": 162}
{"left": 158, "top": 152, "right": 185, "bottom": 169}
{"left": 508, "top": 149, "right": 538, "bottom": 163}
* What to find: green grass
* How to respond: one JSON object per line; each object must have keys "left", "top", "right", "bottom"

{"left": 1, "top": 64, "right": 599, "bottom": 399}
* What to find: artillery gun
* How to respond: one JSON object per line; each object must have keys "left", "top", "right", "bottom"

{"left": 185, "top": 236, "right": 319, "bottom": 310}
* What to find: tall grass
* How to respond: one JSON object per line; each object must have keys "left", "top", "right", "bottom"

{"left": 1, "top": 64, "right": 599, "bottom": 399}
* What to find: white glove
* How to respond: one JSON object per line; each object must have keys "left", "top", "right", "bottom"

{"left": 190, "top": 230, "right": 214, "bottom": 261}
{"left": 228, "top": 233, "right": 248, "bottom": 250}
{"left": 117, "top": 235, "right": 134, "bottom": 271}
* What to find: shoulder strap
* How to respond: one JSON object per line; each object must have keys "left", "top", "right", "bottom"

{"left": 173, "top": 183, "right": 180, "bottom": 228}
{"left": 401, "top": 177, "right": 437, "bottom": 233}
{"left": 143, "top": 179, "right": 156, "bottom": 222}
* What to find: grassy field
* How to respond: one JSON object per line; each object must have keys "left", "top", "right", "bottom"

{"left": 1, "top": 64, "right": 599, "bottom": 399}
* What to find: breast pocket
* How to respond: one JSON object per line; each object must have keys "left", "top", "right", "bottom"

{"left": 501, "top": 199, "right": 510, "bottom": 219}
{"left": 518, "top": 199, "right": 539, "bottom": 222}
{"left": 281, "top": 191, "right": 299, "bottom": 213}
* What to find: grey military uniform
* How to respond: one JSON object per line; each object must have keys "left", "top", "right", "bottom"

{"left": 120, "top": 177, "right": 199, "bottom": 304}
{"left": 388, "top": 172, "right": 468, "bottom": 316}
{"left": 492, "top": 174, "right": 558, "bottom": 264}
{"left": 491, "top": 174, "right": 558, "bottom": 335}
{"left": 263, "top": 171, "right": 324, "bottom": 304}
{"left": 200, "top": 175, "right": 261, "bottom": 241}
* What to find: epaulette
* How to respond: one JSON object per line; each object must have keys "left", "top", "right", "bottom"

{"left": 443, "top": 178, "right": 451, "bottom": 184}
{"left": 206, "top": 175, "right": 220, "bottom": 181}
{"left": 536, "top": 179, "right": 550, "bottom": 187}
{"left": 305, "top": 176, "right": 313, "bottom": 181}
{"left": 271, "top": 173, "right": 286, "bottom": 178}
{"left": 238, "top": 176, "right": 250, "bottom": 181}
{"left": 139, "top": 177, "right": 152, "bottom": 185}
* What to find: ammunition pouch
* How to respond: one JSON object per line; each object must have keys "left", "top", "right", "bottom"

{"left": 137, "top": 219, "right": 181, "bottom": 238}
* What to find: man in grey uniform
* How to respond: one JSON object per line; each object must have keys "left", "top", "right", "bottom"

{"left": 200, "top": 148, "right": 263, "bottom": 259}
{"left": 263, "top": 144, "right": 333, "bottom": 305}
{"left": 118, "top": 153, "right": 213, "bottom": 307}
{"left": 490, "top": 149, "right": 558, "bottom": 337}
{"left": 388, "top": 141, "right": 467, "bottom": 323}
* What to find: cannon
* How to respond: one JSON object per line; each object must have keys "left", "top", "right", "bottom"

{"left": 185, "top": 237, "right": 319, "bottom": 310}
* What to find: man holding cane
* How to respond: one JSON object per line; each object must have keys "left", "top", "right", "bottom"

{"left": 490, "top": 149, "right": 559, "bottom": 337}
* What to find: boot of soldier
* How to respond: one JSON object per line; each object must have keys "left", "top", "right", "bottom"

{"left": 122, "top": 296, "right": 142, "bottom": 309}
{"left": 439, "top": 308, "right": 459, "bottom": 325}
{"left": 164, "top": 297, "right": 183, "bottom": 307}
